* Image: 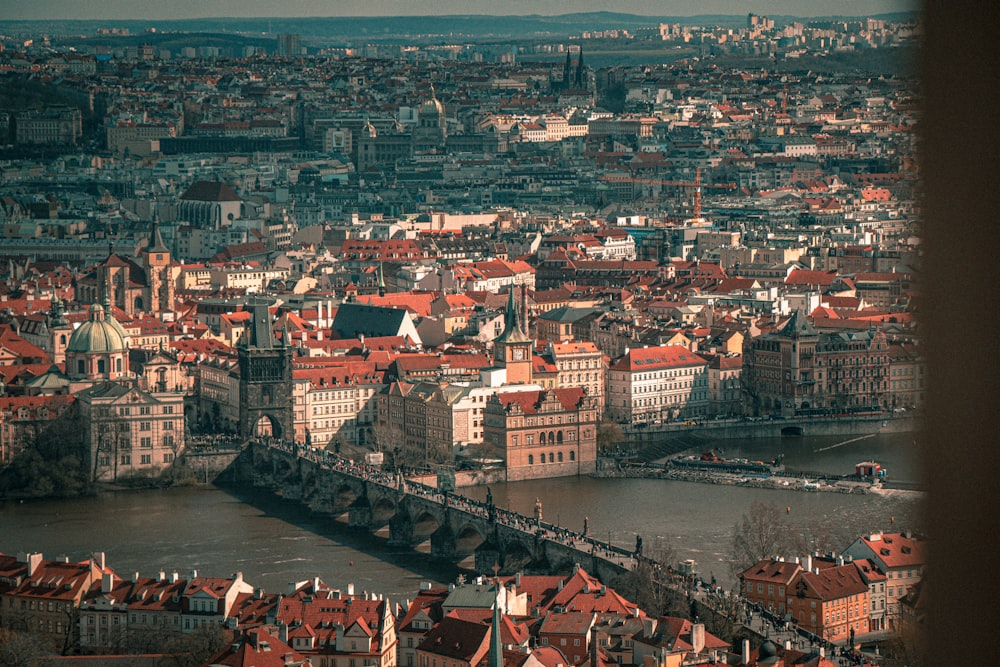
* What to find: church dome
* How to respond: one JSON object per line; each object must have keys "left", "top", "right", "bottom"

{"left": 66, "top": 304, "right": 127, "bottom": 354}
{"left": 420, "top": 96, "right": 444, "bottom": 115}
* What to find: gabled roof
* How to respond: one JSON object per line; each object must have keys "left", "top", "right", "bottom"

{"left": 180, "top": 180, "right": 242, "bottom": 202}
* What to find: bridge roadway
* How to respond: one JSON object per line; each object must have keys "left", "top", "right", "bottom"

{"left": 246, "top": 441, "right": 636, "bottom": 583}
{"left": 247, "top": 440, "right": 871, "bottom": 657}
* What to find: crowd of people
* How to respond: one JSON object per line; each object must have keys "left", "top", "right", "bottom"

{"left": 262, "top": 438, "right": 875, "bottom": 663}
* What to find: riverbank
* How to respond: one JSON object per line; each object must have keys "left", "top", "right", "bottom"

{"left": 591, "top": 462, "right": 923, "bottom": 496}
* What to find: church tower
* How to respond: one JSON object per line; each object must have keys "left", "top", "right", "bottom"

{"left": 238, "top": 299, "right": 294, "bottom": 441}
{"left": 142, "top": 219, "right": 174, "bottom": 316}
{"left": 494, "top": 285, "right": 533, "bottom": 384}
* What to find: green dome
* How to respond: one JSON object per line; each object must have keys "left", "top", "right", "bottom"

{"left": 67, "top": 304, "right": 127, "bottom": 354}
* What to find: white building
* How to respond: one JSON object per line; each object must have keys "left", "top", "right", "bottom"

{"left": 606, "top": 344, "right": 709, "bottom": 424}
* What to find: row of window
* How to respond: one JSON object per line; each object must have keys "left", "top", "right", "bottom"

{"left": 526, "top": 451, "right": 576, "bottom": 465}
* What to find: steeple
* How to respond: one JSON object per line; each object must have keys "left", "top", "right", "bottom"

{"left": 496, "top": 286, "right": 529, "bottom": 344}
{"left": 378, "top": 262, "right": 386, "bottom": 297}
{"left": 488, "top": 600, "right": 504, "bottom": 667}
{"left": 146, "top": 220, "right": 170, "bottom": 254}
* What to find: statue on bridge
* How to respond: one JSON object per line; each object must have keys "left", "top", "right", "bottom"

{"left": 534, "top": 497, "right": 543, "bottom": 524}
{"left": 635, "top": 534, "right": 643, "bottom": 557}
{"left": 583, "top": 516, "right": 589, "bottom": 535}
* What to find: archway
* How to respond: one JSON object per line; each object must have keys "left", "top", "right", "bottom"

{"left": 454, "top": 523, "right": 487, "bottom": 557}
{"left": 252, "top": 414, "right": 282, "bottom": 439}
{"left": 371, "top": 496, "right": 397, "bottom": 527}
{"left": 332, "top": 484, "right": 358, "bottom": 514}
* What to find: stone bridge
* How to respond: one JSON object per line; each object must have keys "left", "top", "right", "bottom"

{"left": 244, "top": 443, "right": 630, "bottom": 582}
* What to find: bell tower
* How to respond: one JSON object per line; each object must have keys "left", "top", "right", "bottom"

{"left": 142, "top": 219, "right": 174, "bottom": 316}
{"left": 238, "top": 299, "right": 294, "bottom": 441}
{"left": 494, "top": 286, "right": 533, "bottom": 384}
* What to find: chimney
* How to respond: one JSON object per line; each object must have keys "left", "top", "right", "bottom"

{"left": 313, "top": 577, "right": 321, "bottom": 593}
{"left": 691, "top": 623, "right": 705, "bottom": 654}
{"left": 170, "top": 572, "right": 179, "bottom": 583}
{"left": 836, "top": 555, "right": 844, "bottom": 567}
{"left": 819, "top": 647, "right": 825, "bottom": 658}
{"left": 420, "top": 581, "right": 432, "bottom": 591}
{"left": 101, "top": 573, "right": 114, "bottom": 594}
{"left": 803, "top": 555, "right": 812, "bottom": 572}
{"left": 278, "top": 622, "right": 288, "bottom": 643}
{"left": 92, "top": 552, "right": 106, "bottom": 570}
{"left": 189, "top": 570, "right": 198, "bottom": 579}
{"left": 159, "top": 571, "right": 166, "bottom": 581}
{"left": 742, "top": 639, "right": 751, "bottom": 665}
{"left": 27, "top": 553, "right": 43, "bottom": 577}
{"left": 133, "top": 571, "right": 140, "bottom": 583}
{"left": 515, "top": 572, "right": 521, "bottom": 587}
{"left": 347, "top": 583, "right": 355, "bottom": 596}
{"left": 785, "top": 640, "right": 792, "bottom": 650}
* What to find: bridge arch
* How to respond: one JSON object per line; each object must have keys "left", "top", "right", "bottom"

{"left": 453, "top": 522, "right": 488, "bottom": 556}
{"left": 332, "top": 483, "right": 358, "bottom": 513}
{"left": 370, "top": 495, "right": 398, "bottom": 526}
{"left": 412, "top": 509, "right": 442, "bottom": 541}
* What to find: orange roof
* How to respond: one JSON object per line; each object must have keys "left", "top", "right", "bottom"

{"left": 608, "top": 345, "right": 707, "bottom": 372}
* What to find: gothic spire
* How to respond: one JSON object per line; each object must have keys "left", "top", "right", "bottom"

{"left": 488, "top": 599, "right": 504, "bottom": 667}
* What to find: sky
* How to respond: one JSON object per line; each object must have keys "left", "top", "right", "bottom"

{"left": 0, "top": 1, "right": 919, "bottom": 22}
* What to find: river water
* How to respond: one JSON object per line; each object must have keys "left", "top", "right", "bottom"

{"left": 0, "top": 432, "right": 923, "bottom": 598}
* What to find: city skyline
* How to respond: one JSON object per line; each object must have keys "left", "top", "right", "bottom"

{"left": 0, "top": 0, "right": 919, "bottom": 22}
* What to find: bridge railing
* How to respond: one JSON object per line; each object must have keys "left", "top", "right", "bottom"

{"left": 258, "top": 438, "right": 860, "bottom": 658}
{"left": 257, "top": 438, "right": 638, "bottom": 565}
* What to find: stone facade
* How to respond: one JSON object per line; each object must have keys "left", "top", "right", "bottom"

{"left": 237, "top": 301, "right": 294, "bottom": 440}
{"left": 484, "top": 386, "right": 597, "bottom": 481}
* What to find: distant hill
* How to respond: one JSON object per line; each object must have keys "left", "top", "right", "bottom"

{"left": 0, "top": 11, "right": 919, "bottom": 46}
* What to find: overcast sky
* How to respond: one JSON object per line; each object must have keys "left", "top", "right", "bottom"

{"left": 0, "top": 1, "right": 919, "bottom": 22}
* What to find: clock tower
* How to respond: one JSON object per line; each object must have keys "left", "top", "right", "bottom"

{"left": 494, "top": 286, "right": 533, "bottom": 384}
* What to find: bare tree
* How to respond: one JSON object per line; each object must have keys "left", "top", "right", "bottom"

{"left": 729, "top": 501, "right": 792, "bottom": 576}
{"left": 615, "top": 541, "right": 689, "bottom": 618}
{"left": 700, "top": 589, "right": 745, "bottom": 643}
{"left": 0, "top": 628, "right": 42, "bottom": 667}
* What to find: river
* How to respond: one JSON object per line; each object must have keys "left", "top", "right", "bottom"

{"left": 0, "top": 432, "right": 923, "bottom": 598}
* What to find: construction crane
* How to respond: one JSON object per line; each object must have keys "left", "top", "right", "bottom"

{"left": 598, "top": 167, "right": 737, "bottom": 219}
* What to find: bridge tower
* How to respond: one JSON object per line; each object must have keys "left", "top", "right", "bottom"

{"left": 238, "top": 299, "right": 294, "bottom": 441}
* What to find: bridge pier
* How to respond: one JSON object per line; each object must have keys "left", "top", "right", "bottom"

{"left": 348, "top": 498, "right": 372, "bottom": 528}
{"left": 388, "top": 512, "right": 416, "bottom": 547}
{"left": 431, "top": 524, "right": 457, "bottom": 560}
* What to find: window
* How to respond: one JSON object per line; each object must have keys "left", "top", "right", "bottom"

{"left": 121, "top": 454, "right": 130, "bottom": 465}
{"left": 141, "top": 455, "right": 151, "bottom": 465}
{"left": 140, "top": 421, "right": 151, "bottom": 431}
{"left": 528, "top": 455, "right": 534, "bottom": 465}
{"left": 140, "top": 437, "right": 152, "bottom": 448}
